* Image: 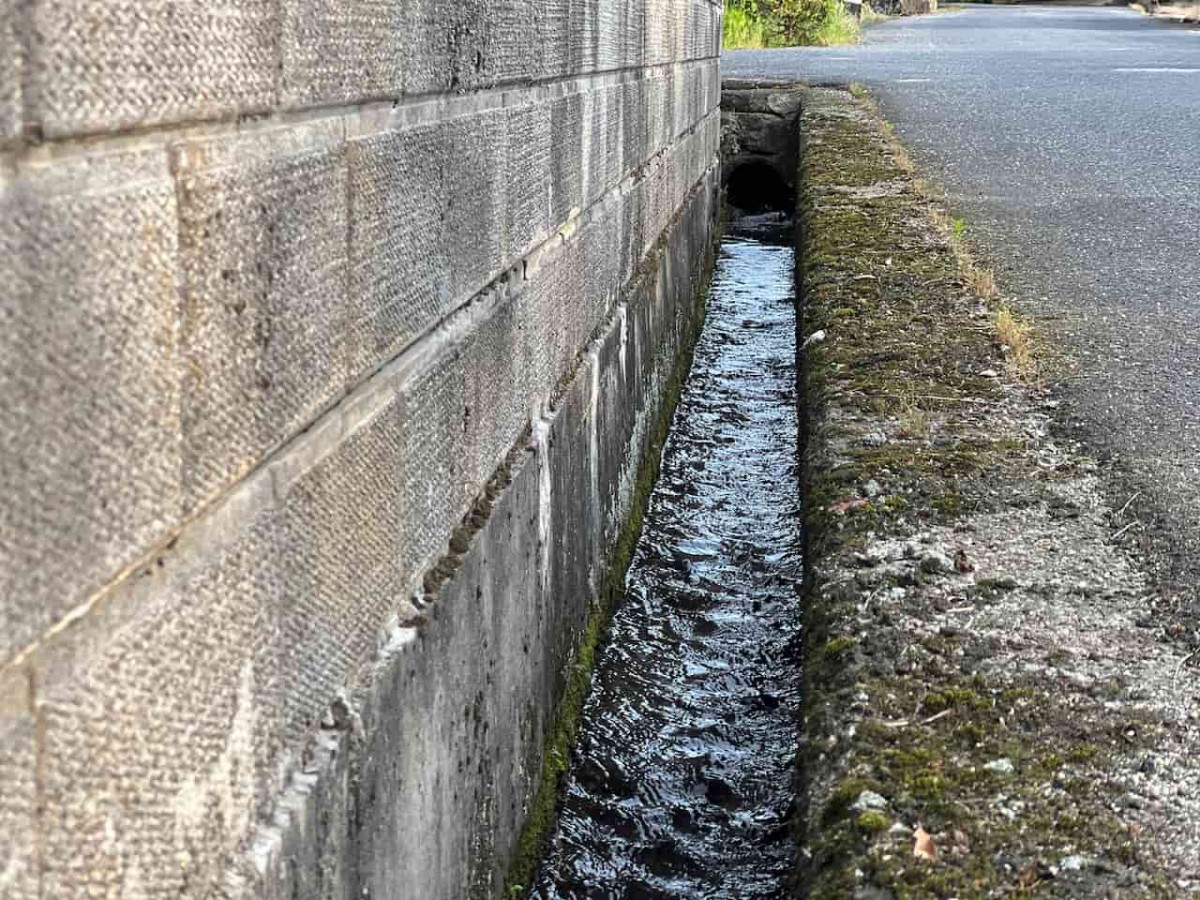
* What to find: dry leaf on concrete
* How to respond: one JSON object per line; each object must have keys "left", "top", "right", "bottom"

{"left": 913, "top": 825, "right": 938, "bottom": 863}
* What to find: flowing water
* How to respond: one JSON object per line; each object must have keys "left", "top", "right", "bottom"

{"left": 532, "top": 219, "right": 802, "bottom": 899}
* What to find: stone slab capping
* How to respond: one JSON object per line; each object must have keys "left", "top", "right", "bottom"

{"left": 0, "top": 0, "right": 723, "bottom": 896}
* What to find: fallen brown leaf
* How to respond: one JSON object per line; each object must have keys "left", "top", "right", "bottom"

{"left": 1018, "top": 861, "right": 1051, "bottom": 889}
{"left": 913, "top": 824, "right": 938, "bottom": 863}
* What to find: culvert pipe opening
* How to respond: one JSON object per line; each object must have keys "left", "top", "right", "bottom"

{"left": 726, "top": 160, "right": 795, "bottom": 215}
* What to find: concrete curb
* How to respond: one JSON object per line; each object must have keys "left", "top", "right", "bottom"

{"left": 795, "top": 87, "right": 1190, "bottom": 897}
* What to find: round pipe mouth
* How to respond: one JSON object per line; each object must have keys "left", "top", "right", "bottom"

{"left": 726, "top": 160, "right": 794, "bottom": 214}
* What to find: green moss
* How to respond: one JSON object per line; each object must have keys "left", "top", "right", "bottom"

{"left": 922, "top": 687, "right": 987, "bottom": 713}
{"left": 856, "top": 810, "right": 891, "bottom": 833}
{"left": 807, "top": 670, "right": 1152, "bottom": 895}
{"left": 823, "top": 636, "right": 856, "bottom": 655}
{"left": 1001, "top": 686, "right": 1036, "bottom": 702}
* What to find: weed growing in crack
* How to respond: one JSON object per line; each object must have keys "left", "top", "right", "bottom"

{"left": 995, "top": 306, "right": 1036, "bottom": 381}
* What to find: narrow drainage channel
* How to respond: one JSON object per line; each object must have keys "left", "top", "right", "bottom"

{"left": 532, "top": 215, "right": 801, "bottom": 899}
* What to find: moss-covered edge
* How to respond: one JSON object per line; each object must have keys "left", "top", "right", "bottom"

{"left": 502, "top": 188, "right": 724, "bottom": 898}
{"left": 794, "top": 88, "right": 1173, "bottom": 898}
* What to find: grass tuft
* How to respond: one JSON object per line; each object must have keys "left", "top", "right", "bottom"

{"left": 995, "top": 306, "right": 1036, "bottom": 381}
{"left": 860, "top": 1, "right": 891, "bottom": 25}
{"left": 813, "top": 0, "right": 862, "bottom": 45}
{"left": 723, "top": 0, "right": 860, "bottom": 49}
{"left": 723, "top": 2, "right": 768, "bottom": 48}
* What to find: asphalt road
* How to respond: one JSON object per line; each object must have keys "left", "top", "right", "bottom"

{"left": 727, "top": 6, "right": 1200, "bottom": 607}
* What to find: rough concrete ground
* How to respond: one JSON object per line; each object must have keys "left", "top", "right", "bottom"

{"left": 797, "top": 87, "right": 1200, "bottom": 898}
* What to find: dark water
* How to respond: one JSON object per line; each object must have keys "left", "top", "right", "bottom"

{"left": 532, "top": 221, "right": 802, "bottom": 900}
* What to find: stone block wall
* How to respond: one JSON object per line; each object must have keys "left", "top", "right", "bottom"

{"left": 0, "top": 1, "right": 722, "bottom": 896}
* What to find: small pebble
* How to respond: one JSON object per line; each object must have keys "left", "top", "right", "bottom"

{"left": 851, "top": 790, "right": 889, "bottom": 812}
{"left": 985, "top": 758, "right": 1015, "bottom": 775}
{"left": 919, "top": 551, "right": 955, "bottom": 575}
{"left": 1121, "top": 792, "right": 1144, "bottom": 810}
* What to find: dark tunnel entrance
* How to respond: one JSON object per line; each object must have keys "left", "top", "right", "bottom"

{"left": 726, "top": 160, "right": 794, "bottom": 214}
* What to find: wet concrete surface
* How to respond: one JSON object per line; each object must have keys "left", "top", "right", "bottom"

{"left": 532, "top": 219, "right": 802, "bottom": 899}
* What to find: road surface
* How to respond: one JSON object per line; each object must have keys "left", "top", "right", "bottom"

{"left": 727, "top": 6, "right": 1200, "bottom": 614}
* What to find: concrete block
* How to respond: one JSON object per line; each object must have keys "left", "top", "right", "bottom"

{"left": 646, "top": 67, "right": 678, "bottom": 157}
{"left": 0, "top": 674, "right": 35, "bottom": 900}
{"left": 679, "top": 63, "right": 707, "bottom": 140}
{"left": 644, "top": 0, "right": 680, "bottom": 66}
{"left": 622, "top": 0, "right": 647, "bottom": 70}
{"left": 583, "top": 209, "right": 623, "bottom": 332}
{"left": 399, "top": 355, "right": 467, "bottom": 586}
{"left": 571, "top": 0, "right": 630, "bottom": 73}
{"left": 172, "top": 119, "right": 350, "bottom": 511}
{"left": 347, "top": 121, "right": 451, "bottom": 376}
{"left": 240, "top": 729, "right": 353, "bottom": 900}
{"left": 354, "top": 450, "right": 548, "bottom": 900}
{"left": 595, "top": 308, "right": 633, "bottom": 553}
{"left": 622, "top": 77, "right": 647, "bottom": 179}
{"left": 460, "top": 297, "right": 531, "bottom": 512}
{"left": 685, "top": 0, "right": 722, "bottom": 60}
{"left": 550, "top": 93, "right": 584, "bottom": 228}
{"left": 618, "top": 174, "right": 647, "bottom": 284}
{"left": 447, "top": 110, "right": 506, "bottom": 300}
{"left": 642, "top": 149, "right": 678, "bottom": 250}
{"left": 505, "top": 102, "right": 552, "bottom": 258}
{"left": 473, "top": 0, "right": 544, "bottom": 87}
{"left": 0, "top": 0, "right": 19, "bottom": 144}
{"left": 283, "top": 0, "right": 582, "bottom": 99}
{"left": 598, "top": 84, "right": 626, "bottom": 197}
{"left": 0, "top": 146, "right": 182, "bottom": 668}
{"left": 281, "top": 0, "right": 404, "bottom": 108}
{"left": 546, "top": 351, "right": 602, "bottom": 656}
{"left": 28, "top": 0, "right": 279, "bottom": 138}
{"left": 272, "top": 404, "right": 407, "bottom": 750}
{"left": 34, "top": 389, "right": 408, "bottom": 897}
{"left": 400, "top": 0, "right": 484, "bottom": 95}
{"left": 522, "top": 234, "right": 588, "bottom": 400}
{"left": 540, "top": 0, "right": 572, "bottom": 78}
{"left": 37, "top": 483, "right": 280, "bottom": 898}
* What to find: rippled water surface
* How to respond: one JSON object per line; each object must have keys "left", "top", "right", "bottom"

{"left": 533, "top": 223, "right": 802, "bottom": 899}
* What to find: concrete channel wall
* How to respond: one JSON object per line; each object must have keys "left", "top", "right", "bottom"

{"left": 0, "top": 3, "right": 722, "bottom": 896}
